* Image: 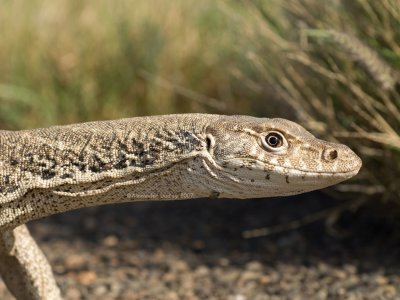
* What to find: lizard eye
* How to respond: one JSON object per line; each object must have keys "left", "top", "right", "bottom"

{"left": 261, "top": 131, "right": 287, "bottom": 152}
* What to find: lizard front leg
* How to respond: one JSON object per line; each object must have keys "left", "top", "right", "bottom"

{"left": 0, "top": 224, "right": 62, "bottom": 300}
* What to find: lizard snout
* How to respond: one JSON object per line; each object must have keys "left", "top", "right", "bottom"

{"left": 322, "top": 144, "right": 362, "bottom": 174}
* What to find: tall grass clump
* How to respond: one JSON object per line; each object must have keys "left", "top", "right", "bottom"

{"left": 225, "top": 0, "right": 400, "bottom": 205}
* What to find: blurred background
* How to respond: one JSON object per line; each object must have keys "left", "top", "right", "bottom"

{"left": 0, "top": 0, "right": 399, "bottom": 299}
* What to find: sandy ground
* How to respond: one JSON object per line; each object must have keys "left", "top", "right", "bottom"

{"left": 0, "top": 192, "right": 399, "bottom": 299}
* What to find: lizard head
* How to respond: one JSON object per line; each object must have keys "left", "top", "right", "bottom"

{"left": 204, "top": 115, "right": 362, "bottom": 198}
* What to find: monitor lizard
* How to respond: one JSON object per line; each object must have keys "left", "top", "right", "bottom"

{"left": 0, "top": 114, "right": 362, "bottom": 299}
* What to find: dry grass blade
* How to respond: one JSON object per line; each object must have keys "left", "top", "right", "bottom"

{"left": 242, "top": 199, "right": 364, "bottom": 239}
{"left": 325, "top": 30, "right": 398, "bottom": 91}
{"left": 335, "top": 184, "right": 385, "bottom": 195}
{"left": 138, "top": 70, "right": 227, "bottom": 112}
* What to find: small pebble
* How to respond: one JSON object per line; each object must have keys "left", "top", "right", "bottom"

{"left": 76, "top": 271, "right": 97, "bottom": 285}
{"left": 102, "top": 235, "right": 119, "bottom": 247}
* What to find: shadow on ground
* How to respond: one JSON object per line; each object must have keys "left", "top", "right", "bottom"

{"left": 1, "top": 192, "right": 399, "bottom": 299}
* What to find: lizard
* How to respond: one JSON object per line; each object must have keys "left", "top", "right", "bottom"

{"left": 0, "top": 113, "right": 362, "bottom": 299}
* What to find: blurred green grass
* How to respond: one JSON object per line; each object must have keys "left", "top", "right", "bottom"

{"left": 0, "top": 0, "right": 254, "bottom": 128}
{"left": 0, "top": 0, "right": 399, "bottom": 204}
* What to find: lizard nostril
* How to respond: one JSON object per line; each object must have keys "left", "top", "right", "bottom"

{"left": 323, "top": 148, "right": 338, "bottom": 162}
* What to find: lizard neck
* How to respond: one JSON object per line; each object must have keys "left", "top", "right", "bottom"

{"left": 0, "top": 154, "right": 222, "bottom": 229}
{"left": 0, "top": 115, "right": 224, "bottom": 229}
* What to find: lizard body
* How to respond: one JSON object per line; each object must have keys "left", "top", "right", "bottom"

{"left": 0, "top": 114, "right": 361, "bottom": 299}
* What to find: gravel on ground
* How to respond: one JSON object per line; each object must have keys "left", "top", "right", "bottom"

{"left": 0, "top": 192, "right": 399, "bottom": 300}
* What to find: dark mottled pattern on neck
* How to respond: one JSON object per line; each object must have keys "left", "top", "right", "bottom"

{"left": 0, "top": 114, "right": 213, "bottom": 203}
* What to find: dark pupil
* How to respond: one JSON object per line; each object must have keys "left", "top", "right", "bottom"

{"left": 267, "top": 134, "right": 280, "bottom": 147}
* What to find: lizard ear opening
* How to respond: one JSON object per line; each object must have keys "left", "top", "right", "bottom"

{"left": 206, "top": 134, "right": 215, "bottom": 154}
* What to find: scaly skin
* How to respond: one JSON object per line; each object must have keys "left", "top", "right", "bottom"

{"left": 0, "top": 114, "right": 362, "bottom": 299}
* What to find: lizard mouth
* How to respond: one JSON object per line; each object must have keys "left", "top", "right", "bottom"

{"left": 290, "top": 168, "right": 361, "bottom": 178}
{"left": 222, "top": 157, "right": 362, "bottom": 178}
